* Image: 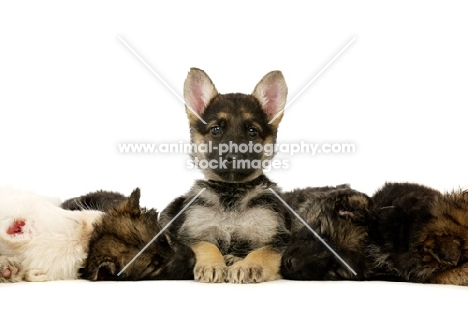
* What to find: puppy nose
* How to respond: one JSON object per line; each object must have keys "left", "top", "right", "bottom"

{"left": 225, "top": 153, "right": 244, "bottom": 163}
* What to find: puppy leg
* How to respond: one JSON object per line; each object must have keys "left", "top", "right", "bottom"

{"left": 24, "top": 269, "right": 49, "bottom": 282}
{"left": 423, "top": 235, "right": 462, "bottom": 266}
{"left": 191, "top": 241, "right": 227, "bottom": 283}
{"left": 0, "top": 256, "right": 24, "bottom": 282}
{"left": 227, "top": 246, "right": 282, "bottom": 283}
{"left": 430, "top": 262, "right": 468, "bottom": 285}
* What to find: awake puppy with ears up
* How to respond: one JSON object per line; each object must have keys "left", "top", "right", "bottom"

{"left": 160, "top": 68, "right": 291, "bottom": 283}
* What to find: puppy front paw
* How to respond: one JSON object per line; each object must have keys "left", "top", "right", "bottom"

{"left": 194, "top": 263, "right": 227, "bottom": 283}
{"left": 0, "top": 256, "right": 24, "bottom": 282}
{"left": 227, "top": 260, "right": 264, "bottom": 283}
{"left": 191, "top": 241, "right": 227, "bottom": 283}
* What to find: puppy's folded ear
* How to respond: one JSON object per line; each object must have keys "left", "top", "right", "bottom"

{"left": 334, "top": 193, "right": 372, "bottom": 224}
{"left": 184, "top": 68, "right": 218, "bottom": 117}
{"left": 90, "top": 261, "right": 118, "bottom": 281}
{"left": 252, "top": 71, "right": 288, "bottom": 125}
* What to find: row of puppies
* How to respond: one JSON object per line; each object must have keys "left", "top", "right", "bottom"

{"left": 2, "top": 181, "right": 467, "bottom": 285}
{"left": 0, "top": 186, "right": 195, "bottom": 282}
{"left": 2, "top": 67, "right": 468, "bottom": 284}
{"left": 1, "top": 67, "right": 289, "bottom": 283}
{"left": 282, "top": 182, "right": 468, "bottom": 285}
{"left": 168, "top": 68, "right": 467, "bottom": 285}
{"left": 70, "top": 182, "right": 468, "bottom": 285}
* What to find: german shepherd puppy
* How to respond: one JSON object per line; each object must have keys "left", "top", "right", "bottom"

{"left": 62, "top": 188, "right": 195, "bottom": 281}
{"left": 368, "top": 182, "right": 468, "bottom": 285}
{"left": 159, "top": 68, "right": 291, "bottom": 283}
{"left": 280, "top": 184, "right": 373, "bottom": 280}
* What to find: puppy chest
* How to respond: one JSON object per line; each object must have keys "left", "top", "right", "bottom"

{"left": 180, "top": 206, "right": 279, "bottom": 253}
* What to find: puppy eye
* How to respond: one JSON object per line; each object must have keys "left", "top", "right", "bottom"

{"left": 210, "top": 125, "right": 221, "bottom": 136}
{"left": 247, "top": 127, "right": 258, "bottom": 137}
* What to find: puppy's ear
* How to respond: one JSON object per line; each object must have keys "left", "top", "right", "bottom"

{"left": 89, "top": 261, "right": 118, "bottom": 281}
{"left": 252, "top": 71, "right": 288, "bottom": 125}
{"left": 183, "top": 68, "right": 218, "bottom": 117}
{"left": 115, "top": 188, "right": 141, "bottom": 217}
{"left": 334, "top": 193, "right": 372, "bottom": 224}
{"left": 155, "top": 233, "right": 173, "bottom": 253}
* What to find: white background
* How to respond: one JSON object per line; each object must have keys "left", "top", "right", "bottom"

{"left": 1, "top": 1, "right": 467, "bottom": 308}
{"left": 1, "top": 1, "right": 467, "bottom": 207}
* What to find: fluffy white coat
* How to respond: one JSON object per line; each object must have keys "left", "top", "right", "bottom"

{"left": 0, "top": 185, "right": 103, "bottom": 282}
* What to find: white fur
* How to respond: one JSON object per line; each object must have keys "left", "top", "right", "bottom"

{"left": 0, "top": 185, "right": 103, "bottom": 281}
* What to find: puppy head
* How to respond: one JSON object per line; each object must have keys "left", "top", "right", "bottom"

{"left": 281, "top": 188, "right": 372, "bottom": 281}
{"left": 183, "top": 68, "right": 288, "bottom": 182}
{"left": 281, "top": 225, "right": 366, "bottom": 281}
{"left": 83, "top": 188, "right": 195, "bottom": 281}
{"left": 281, "top": 237, "right": 338, "bottom": 280}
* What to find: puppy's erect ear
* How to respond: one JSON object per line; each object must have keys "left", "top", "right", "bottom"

{"left": 252, "top": 71, "right": 288, "bottom": 124}
{"left": 183, "top": 68, "right": 218, "bottom": 116}
{"left": 115, "top": 188, "right": 141, "bottom": 217}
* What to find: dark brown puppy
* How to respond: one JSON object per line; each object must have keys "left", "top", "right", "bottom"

{"left": 63, "top": 189, "right": 195, "bottom": 281}
{"left": 368, "top": 182, "right": 468, "bottom": 285}
{"left": 280, "top": 184, "right": 373, "bottom": 280}
{"left": 160, "top": 68, "right": 291, "bottom": 283}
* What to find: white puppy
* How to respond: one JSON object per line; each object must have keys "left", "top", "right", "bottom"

{"left": 0, "top": 185, "right": 103, "bottom": 282}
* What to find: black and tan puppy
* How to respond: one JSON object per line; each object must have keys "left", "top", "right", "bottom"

{"left": 62, "top": 189, "right": 195, "bottom": 281}
{"left": 280, "top": 184, "right": 373, "bottom": 280}
{"left": 160, "top": 68, "right": 291, "bottom": 283}
{"left": 368, "top": 182, "right": 468, "bottom": 285}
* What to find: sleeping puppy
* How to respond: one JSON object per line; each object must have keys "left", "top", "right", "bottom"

{"left": 281, "top": 182, "right": 468, "bottom": 285}
{"left": 368, "top": 182, "right": 468, "bottom": 285}
{"left": 0, "top": 185, "right": 102, "bottom": 282}
{"left": 280, "top": 184, "right": 374, "bottom": 281}
{"left": 62, "top": 188, "right": 196, "bottom": 281}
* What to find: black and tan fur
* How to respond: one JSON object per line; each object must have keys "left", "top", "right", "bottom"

{"left": 63, "top": 189, "right": 195, "bottom": 281}
{"left": 280, "top": 184, "right": 373, "bottom": 280}
{"left": 368, "top": 182, "right": 468, "bottom": 285}
{"left": 160, "top": 68, "right": 290, "bottom": 283}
